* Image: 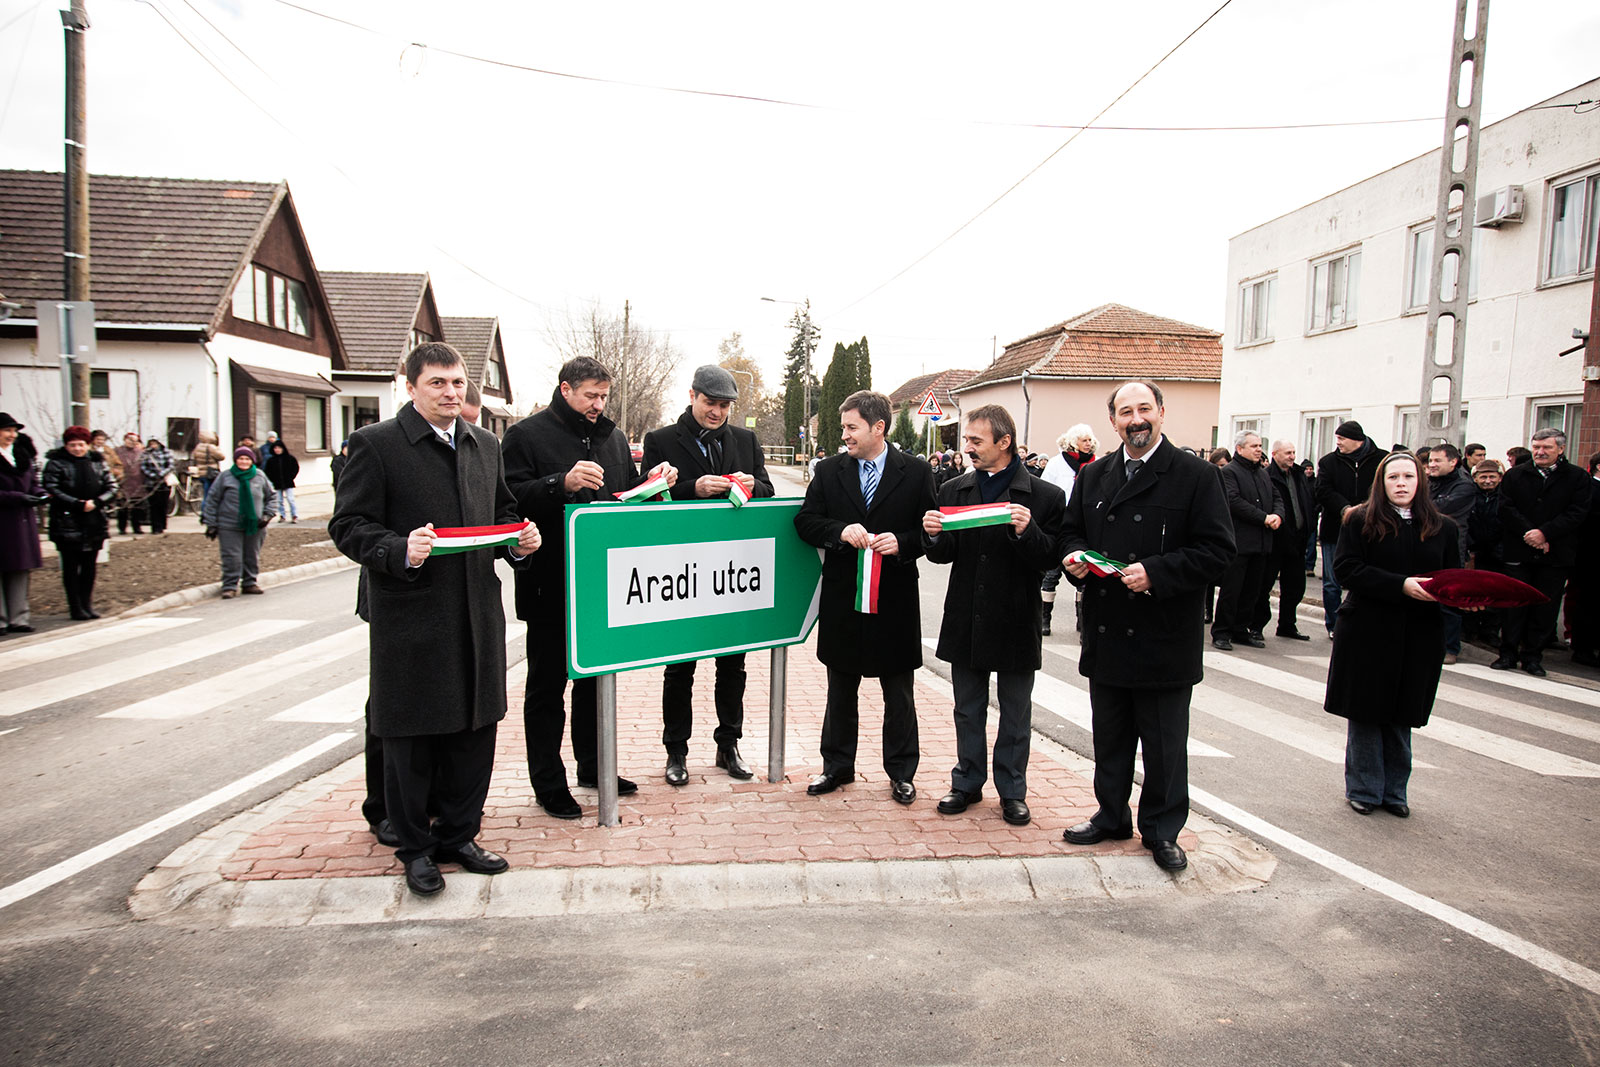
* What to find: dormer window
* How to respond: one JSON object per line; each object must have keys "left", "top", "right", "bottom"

{"left": 232, "top": 264, "right": 310, "bottom": 337}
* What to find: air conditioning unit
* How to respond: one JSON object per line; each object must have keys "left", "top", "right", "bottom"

{"left": 1475, "top": 185, "right": 1524, "bottom": 227}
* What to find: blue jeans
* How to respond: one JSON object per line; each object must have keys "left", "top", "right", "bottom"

{"left": 276, "top": 486, "right": 297, "bottom": 521}
{"left": 1303, "top": 527, "right": 1317, "bottom": 571}
{"left": 1441, "top": 609, "right": 1461, "bottom": 655}
{"left": 1344, "top": 720, "right": 1412, "bottom": 806}
{"left": 1320, "top": 541, "right": 1341, "bottom": 633}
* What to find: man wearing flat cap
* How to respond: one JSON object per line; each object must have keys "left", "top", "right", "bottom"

{"left": 641, "top": 365, "right": 774, "bottom": 785}
{"left": 1314, "top": 421, "right": 1386, "bottom": 637}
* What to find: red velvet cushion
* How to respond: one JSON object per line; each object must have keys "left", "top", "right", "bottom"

{"left": 1419, "top": 569, "right": 1549, "bottom": 609}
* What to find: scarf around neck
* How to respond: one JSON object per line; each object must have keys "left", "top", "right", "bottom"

{"left": 231, "top": 464, "right": 261, "bottom": 534}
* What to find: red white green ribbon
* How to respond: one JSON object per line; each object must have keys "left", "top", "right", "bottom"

{"left": 855, "top": 547, "right": 883, "bottom": 614}
{"left": 727, "top": 478, "right": 752, "bottom": 508}
{"left": 615, "top": 471, "right": 670, "bottom": 503}
{"left": 938, "top": 502, "right": 1012, "bottom": 531}
{"left": 430, "top": 521, "right": 529, "bottom": 555}
{"left": 1065, "top": 549, "right": 1127, "bottom": 577}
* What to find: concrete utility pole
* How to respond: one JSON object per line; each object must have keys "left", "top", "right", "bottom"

{"left": 1576, "top": 272, "right": 1600, "bottom": 461}
{"left": 62, "top": 0, "right": 92, "bottom": 426}
{"left": 619, "top": 298, "right": 629, "bottom": 441}
{"left": 1416, "top": 0, "right": 1488, "bottom": 449}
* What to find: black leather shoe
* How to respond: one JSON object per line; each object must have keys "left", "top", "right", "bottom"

{"left": 434, "top": 840, "right": 509, "bottom": 875}
{"left": 1382, "top": 802, "right": 1411, "bottom": 818}
{"left": 576, "top": 774, "right": 638, "bottom": 795}
{"left": 5, "top": 624, "right": 35, "bottom": 634}
{"left": 1522, "top": 660, "right": 1547, "bottom": 677}
{"left": 1348, "top": 799, "right": 1374, "bottom": 815}
{"left": 1211, "top": 636, "right": 1234, "bottom": 651}
{"left": 936, "top": 789, "right": 981, "bottom": 815}
{"left": 1276, "top": 629, "right": 1311, "bottom": 641}
{"left": 1148, "top": 840, "right": 1187, "bottom": 871}
{"left": 807, "top": 770, "right": 855, "bottom": 796}
{"left": 1489, "top": 655, "right": 1517, "bottom": 671}
{"left": 537, "top": 789, "right": 582, "bottom": 820}
{"left": 1243, "top": 630, "right": 1267, "bottom": 648}
{"left": 1001, "top": 798, "right": 1031, "bottom": 826}
{"left": 1062, "top": 820, "right": 1133, "bottom": 845}
{"left": 1572, "top": 650, "right": 1600, "bottom": 668}
{"left": 716, "top": 745, "right": 753, "bottom": 780}
{"left": 664, "top": 755, "right": 688, "bottom": 787}
{"left": 404, "top": 856, "right": 444, "bottom": 896}
{"left": 891, "top": 780, "right": 916, "bottom": 805}
{"left": 371, "top": 819, "right": 400, "bottom": 847}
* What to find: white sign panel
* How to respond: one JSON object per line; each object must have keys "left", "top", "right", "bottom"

{"left": 607, "top": 537, "right": 776, "bottom": 627}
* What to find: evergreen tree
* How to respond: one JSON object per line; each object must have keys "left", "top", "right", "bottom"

{"left": 817, "top": 341, "right": 854, "bottom": 455}
{"left": 780, "top": 304, "right": 820, "bottom": 451}
{"left": 854, "top": 336, "right": 872, "bottom": 393}
{"left": 890, "top": 402, "right": 919, "bottom": 453}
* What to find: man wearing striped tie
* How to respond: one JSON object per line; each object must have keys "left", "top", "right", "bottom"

{"left": 795, "top": 390, "right": 936, "bottom": 804}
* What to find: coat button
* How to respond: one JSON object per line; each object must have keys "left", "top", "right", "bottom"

{"left": 1133, "top": 514, "right": 1143, "bottom": 522}
{"left": 1128, "top": 553, "right": 1138, "bottom": 562}
{"left": 376, "top": 547, "right": 386, "bottom": 558}
{"left": 1096, "top": 625, "right": 1106, "bottom": 633}
{"left": 1107, "top": 514, "right": 1116, "bottom": 522}
{"left": 1098, "top": 588, "right": 1107, "bottom": 597}
{"left": 1126, "top": 628, "right": 1134, "bottom": 636}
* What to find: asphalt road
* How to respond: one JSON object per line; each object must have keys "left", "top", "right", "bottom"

{"left": 0, "top": 461, "right": 1596, "bottom": 1064}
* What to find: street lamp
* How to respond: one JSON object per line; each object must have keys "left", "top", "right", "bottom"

{"left": 761, "top": 296, "right": 815, "bottom": 456}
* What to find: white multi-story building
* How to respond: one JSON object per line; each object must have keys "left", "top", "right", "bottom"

{"left": 1220, "top": 78, "right": 1599, "bottom": 463}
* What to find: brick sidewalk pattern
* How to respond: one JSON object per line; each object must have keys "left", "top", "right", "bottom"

{"left": 223, "top": 637, "right": 1191, "bottom": 881}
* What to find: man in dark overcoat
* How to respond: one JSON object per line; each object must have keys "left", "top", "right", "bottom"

{"left": 1213, "top": 431, "right": 1283, "bottom": 651}
{"left": 921, "top": 404, "right": 1064, "bottom": 827}
{"left": 794, "top": 389, "right": 936, "bottom": 804}
{"left": 330, "top": 343, "right": 540, "bottom": 896}
{"left": 1059, "top": 381, "right": 1234, "bottom": 872}
{"left": 1315, "top": 422, "right": 1386, "bottom": 636}
{"left": 1263, "top": 439, "right": 1314, "bottom": 641}
{"left": 641, "top": 365, "right": 774, "bottom": 786}
{"left": 502, "top": 356, "right": 677, "bottom": 819}
{"left": 1493, "top": 428, "right": 1592, "bottom": 677}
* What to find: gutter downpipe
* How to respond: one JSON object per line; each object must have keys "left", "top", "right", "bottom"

{"left": 1020, "top": 369, "right": 1031, "bottom": 450}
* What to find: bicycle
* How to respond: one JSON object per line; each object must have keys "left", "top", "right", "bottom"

{"left": 167, "top": 461, "right": 207, "bottom": 517}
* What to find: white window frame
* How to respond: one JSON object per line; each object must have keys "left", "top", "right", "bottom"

{"left": 1405, "top": 219, "right": 1481, "bottom": 313}
{"left": 1230, "top": 416, "right": 1267, "bottom": 443}
{"left": 1236, "top": 274, "right": 1276, "bottom": 347}
{"left": 1543, "top": 166, "right": 1599, "bottom": 285}
{"left": 305, "top": 395, "right": 327, "bottom": 453}
{"left": 1302, "top": 412, "right": 1349, "bottom": 463}
{"left": 1307, "top": 246, "right": 1362, "bottom": 335}
{"left": 1396, "top": 404, "right": 1469, "bottom": 450}
{"left": 1530, "top": 397, "right": 1583, "bottom": 442}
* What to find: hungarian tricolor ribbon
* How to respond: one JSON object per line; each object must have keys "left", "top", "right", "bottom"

{"left": 1065, "top": 549, "right": 1128, "bottom": 577}
{"left": 938, "top": 502, "right": 1012, "bottom": 531}
{"left": 615, "top": 470, "right": 670, "bottom": 503}
{"left": 855, "top": 547, "right": 883, "bottom": 614}
{"left": 430, "top": 521, "right": 529, "bottom": 555}
{"left": 727, "top": 478, "right": 752, "bottom": 508}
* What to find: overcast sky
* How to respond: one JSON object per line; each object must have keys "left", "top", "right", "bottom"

{"left": 1, "top": 0, "right": 1596, "bottom": 416}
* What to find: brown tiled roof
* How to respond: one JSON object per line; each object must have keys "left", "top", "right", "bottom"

{"left": 887, "top": 368, "right": 978, "bottom": 410}
{"left": 440, "top": 315, "right": 496, "bottom": 381}
{"left": 956, "top": 303, "right": 1221, "bottom": 392}
{"left": 321, "top": 271, "right": 429, "bottom": 374}
{"left": 0, "top": 169, "right": 280, "bottom": 329}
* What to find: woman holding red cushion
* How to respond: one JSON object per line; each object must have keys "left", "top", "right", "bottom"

{"left": 1324, "top": 451, "right": 1459, "bottom": 817}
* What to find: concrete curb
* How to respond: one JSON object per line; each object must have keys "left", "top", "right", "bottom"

{"left": 116, "top": 554, "right": 356, "bottom": 619}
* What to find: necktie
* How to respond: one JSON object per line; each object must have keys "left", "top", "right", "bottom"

{"left": 444, "top": 430, "right": 455, "bottom": 451}
{"left": 863, "top": 458, "right": 879, "bottom": 507}
{"left": 1125, "top": 458, "right": 1143, "bottom": 483}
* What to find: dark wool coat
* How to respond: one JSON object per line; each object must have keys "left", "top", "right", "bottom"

{"left": 1315, "top": 440, "right": 1387, "bottom": 543}
{"left": 329, "top": 402, "right": 525, "bottom": 739}
{"left": 1220, "top": 454, "right": 1283, "bottom": 556}
{"left": 263, "top": 448, "right": 300, "bottom": 491}
{"left": 42, "top": 448, "right": 116, "bottom": 549}
{"left": 1428, "top": 466, "right": 1476, "bottom": 560}
{"left": 794, "top": 446, "right": 936, "bottom": 677}
{"left": 1497, "top": 457, "right": 1592, "bottom": 568}
{"left": 501, "top": 388, "right": 641, "bottom": 627}
{"left": 0, "top": 444, "right": 42, "bottom": 571}
{"left": 1324, "top": 510, "right": 1460, "bottom": 728}
{"left": 1268, "top": 461, "right": 1315, "bottom": 556}
{"left": 641, "top": 411, "right": 774, "bottom": 502}
{"left": 1060, "top": 440, "right": 1235, "bottom": 689}
{"left": 924, "top": 464, "right": 1065, "bottom": 672}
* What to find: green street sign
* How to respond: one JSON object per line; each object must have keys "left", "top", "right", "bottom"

{"left": 565, "top": 498, "right": 822, "bottom": 678}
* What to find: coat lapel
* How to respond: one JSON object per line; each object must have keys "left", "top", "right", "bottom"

{"left": 677, "top": 424, "right": 714, "bottom": 479}
{"left": 839, "top": 455, "right": 868, "bottom": 518}
{"left": 868, "top": 448, "right": 904, "bottom": 516}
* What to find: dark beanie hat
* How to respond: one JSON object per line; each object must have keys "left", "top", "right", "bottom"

{"left": 233, "top": 446, "right": 257, "bottom": 462}
{"left": 63, "top": 425, "right": 92, "bottom": 444}
{"left": 1335, "top": 420, "right": 1365, "bottom": 441}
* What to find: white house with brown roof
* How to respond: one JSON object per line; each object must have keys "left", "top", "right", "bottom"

{"left": 885, "top": 368, "right": 977, "bottom": 451}
{"left": 320, "top": 271, "right": 443, "bottom": 440}
{"left": 0, "top": 171, "right": 344, "bottom": 482}
{"left": 952, "top": 304, "right": 1222, "bottom": 453}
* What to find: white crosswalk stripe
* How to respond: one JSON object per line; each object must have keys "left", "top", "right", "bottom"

{"left": 101, "top": 624, "right": 369, "bottom": 720}
{"left": 0, "top": 617, "right": 199, "bottom": 675}
{"left": 0, "top": 619, "right": 306, "bottom": 717}
{"left": 269, "top": 677, "right": 369, "bottom": 724}
{"left": 1447, "top": 662, "right": 1600, "bottom": 708}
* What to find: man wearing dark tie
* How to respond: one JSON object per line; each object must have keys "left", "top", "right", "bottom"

{"left": 1058, "top": 381, "right": 1234, "bottom": 871}
{"left": 795, "top": 390, "right": 936, "bottom": 804}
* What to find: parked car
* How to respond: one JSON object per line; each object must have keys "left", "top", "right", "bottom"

{"left": 630, "top": 442, "right": 643, "bottom": 463}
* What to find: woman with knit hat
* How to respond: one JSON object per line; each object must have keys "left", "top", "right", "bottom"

{"left": 42, "top": 426, "right": 118, "bottom": 620}
{"left": 200, "top": 446, "right": 278, "bottom": 599}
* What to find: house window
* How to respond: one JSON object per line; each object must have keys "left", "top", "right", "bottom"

{"left": 409, "top": 328, "right": 433, "bottom": 351}
{"left": 305, "top": 395, "right": 327, "bottom": 452}
{"left": 1302, "top": 413, "right": 1349, "bottom": 462}
{"left": 1231, "top": 416, "right": 1266, "bottom": 443}
{"left": 1532, "top": 398, "right": 1583, "bottom": 441}
{"left": 1237, "top": 276, "right": 1275, "bottom": 345}
{"left": 253, "top": 391, "right": 280, "bottom": 443}
{"left": 1398, "top": 405, "right": 1469, "bottom": 449}
{"left": 1406, "top": 220, "right": 1481, "bottom": 310}
{"left": 90, "top": 371, "right": 110, "bottom": 399}
{"left": 486, "top": 359, "right": 503, "bottom": 390}
{"left": 1546, "top": 170, "right": 1599, "bottom": 282}
{"left": 233, "top": 265, "right": 312, "bottom": 337}
{"left": 1308, "top": 248, "right": 1361, "bottom": 333}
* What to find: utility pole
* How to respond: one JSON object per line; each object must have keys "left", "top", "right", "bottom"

{"left": 619, "top": 298, "right": 630, "bottom": 441}
{"left": 1577, "top": 271, "right": 1600, "bottom": 461}
{"left": 1416, "top": 0, "right": 1488, "bottom": 449}
{"left": 62, "top": 0, "right": 92, "bottom": 427}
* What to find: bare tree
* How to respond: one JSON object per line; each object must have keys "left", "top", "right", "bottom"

{"left": 544, "top": 303, "right": 685, "bottom": 442}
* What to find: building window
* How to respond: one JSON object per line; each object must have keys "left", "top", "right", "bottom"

{"left": 90, "top": 371, "right": 110, "bottom": 399}
{"left": 1308, "top": 248, "right": 1361, "bottom": 333}
{"left": 232, "top": 265, "right": 312, "bottom": 337}
{"left": 1406, "top": 220, "right": 1481, "bottom": 311}
{"left": 1237, "top": 276, "right": 1275, "bottom": 345}
{"left": 253, "top": 391, "right": 280, "bottom": 443}
{"left": 1546, "top": 170, "right": 1599, "bottom": 283}
{"left": 1302, "top": 413, "right": 1349, "bottom": 462}
{"left": 1231, "top": 416, "right": 1266, "bottom": 442}
{"left": 409, "top": 328, "right": 433, "bottom": 351}
{"left": 1532, "top": 398, "right": 1583, "bottom": 442}
{"left": 1397, "top": 405, "right": 1469, "bottom": 449}
{"left": 485, "top": 358, "right": 504, "bottom": 390}
{"left": 305, "top": 395, "right": 327, "bottom": 452}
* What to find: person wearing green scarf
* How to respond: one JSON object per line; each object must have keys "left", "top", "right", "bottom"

{"left": 200, "top": 447, "right": 279, "bottom": 598}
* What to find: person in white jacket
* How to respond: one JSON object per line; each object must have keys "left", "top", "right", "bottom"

{"left": 1038, "top": 424, "right": 1098, "bottom": 634}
